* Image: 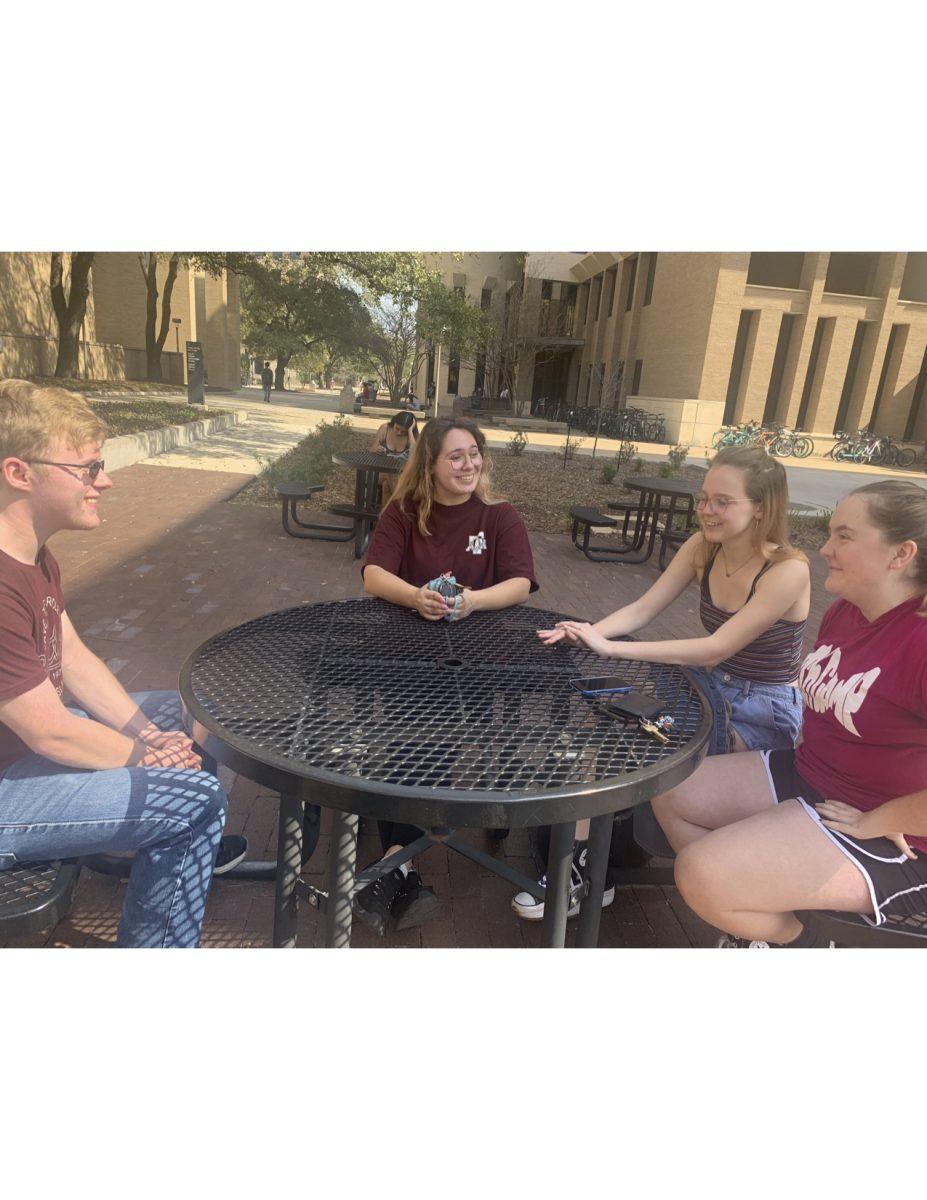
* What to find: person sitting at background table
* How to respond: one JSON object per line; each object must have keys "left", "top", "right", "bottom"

{"left": 652, "top": 479, "right": 927, "bottom": 947}
{"left": 370, "top": 411, "right": 418, "bottom": 503}
{"left": 358, "top": 416, "right": 538, "bottom": 933}
{"left": 512, "top": 446, "right": 811, "bottom": 922}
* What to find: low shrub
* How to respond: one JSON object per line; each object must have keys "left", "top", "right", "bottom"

{"left": 509, "top": 429, "right": 528, "bottom": 456}
{"left": 600, "top": 463, "right": 617, "bottom": 485}
{"left": 666, "top": 444, "right": 688, "bottom": 472}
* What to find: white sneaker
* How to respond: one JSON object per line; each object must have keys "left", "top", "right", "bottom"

{"left": 511, "top": 845, "right": 616, "bottom": 922}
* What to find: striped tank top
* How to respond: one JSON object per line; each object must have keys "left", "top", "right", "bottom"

{"left": 699, "top": 546, "right": 806, "bottom": 683}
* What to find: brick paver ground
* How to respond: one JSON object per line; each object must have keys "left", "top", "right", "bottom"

{"left": 2, "top": 464, "right": 835, "bottom": 950}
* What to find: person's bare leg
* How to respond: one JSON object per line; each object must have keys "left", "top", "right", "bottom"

{"left": 674, "top": 799, "right": 873, "bottom": 943}
{"left": 651, "top": 752, "right": 773, "bottom": 854}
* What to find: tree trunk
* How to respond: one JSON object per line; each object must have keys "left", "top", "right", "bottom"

{"left": 50, "top": 252, "right": 95, "bottom": 379}
{"left": 274, "top": 353, "right": 291, "bottom": 390}
{"left": 141, "top": 254, "right": 162, "bottom": 382}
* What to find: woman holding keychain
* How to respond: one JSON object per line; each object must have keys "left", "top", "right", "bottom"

{"left": 357, "top": 416, "right": 538, "bottom": 933}
{"left": 511, "top": 446, "right": 811, "bottom": 921}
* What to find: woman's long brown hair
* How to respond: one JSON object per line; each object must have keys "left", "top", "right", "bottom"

{"left": 387, "top": 416, "right": 499, "bottom": 536}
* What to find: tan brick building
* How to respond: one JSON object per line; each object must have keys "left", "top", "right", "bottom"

{"left": 420, "top": 251, "right": 927, "bottom": 445}
{"left": 0, "top": 252, "right": 241, "bottom": 390}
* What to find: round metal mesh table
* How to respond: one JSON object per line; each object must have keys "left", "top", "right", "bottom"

{"left": 181, "top": 599, "right": 710, "bottom": 830}
{"left": 332, "top": 449, "right": 405, "bottom": 474}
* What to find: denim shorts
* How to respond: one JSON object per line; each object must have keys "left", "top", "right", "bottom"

{"left": 687, "top": 666, "right": 802, "bottom": 756}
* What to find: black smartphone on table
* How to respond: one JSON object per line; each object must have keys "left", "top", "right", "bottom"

{"left": 570, "top": 675, "right": 634, "bottom": 697}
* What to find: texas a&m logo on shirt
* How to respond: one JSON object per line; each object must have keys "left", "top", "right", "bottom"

{"left": 466, "top": 531, "right": 487, "bottom": 555}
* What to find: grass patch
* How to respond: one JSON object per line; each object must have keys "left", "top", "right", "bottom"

{"left": 236, "top": 415, "right": 366, "bottom": 505}
{"left": 31, "top": 376, "right": 189, "bottom": 397}
{"left": 91, "top": 399, "right": 233, "bottom": 437}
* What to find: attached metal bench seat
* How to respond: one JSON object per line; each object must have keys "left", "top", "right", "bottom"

{"left": 802, "top": 908, "right": 927, "bottom": 948}
{"left": 276, "top": 482, "right": 353, "bottom": 541}
{"left": 0, "top": 859, "right": 80, "bottom": 938}
{"left": 329, "top": 502, "right": 381, "bottom": 523}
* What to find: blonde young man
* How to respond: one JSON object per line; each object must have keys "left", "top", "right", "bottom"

{"left": 0, "top": 379, "right": 239, "bottom": 947}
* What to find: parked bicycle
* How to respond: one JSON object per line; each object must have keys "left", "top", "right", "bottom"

{"left": 771, "top": 427, "right": 815, "bottom": 459}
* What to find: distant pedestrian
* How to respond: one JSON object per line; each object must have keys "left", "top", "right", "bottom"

{"left": 260, "top": 361, "right": 273, "bottom": 403}
{"left": 426, "top": 381, "right": 436, "bottom": 405}
{"left": 408, "top": 388, "right": 420, "bottom": 411}
{"left": 361, "top": 381, "right": 371, "bottom": 402}
{"left": 500, "top": 385, "right": 511, "bottom": 409}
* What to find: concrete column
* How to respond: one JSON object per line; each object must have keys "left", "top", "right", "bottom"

{"left": 738, "top": 307, "right": 782, "bottom": 422}
{"left": 780, "top": 254, "right": 829, "bottom": 426}
{"left": 892, "top": 326, "right": 927, "bottom": 439}
{"left": 806, "top": 316, "right": 857, "bottom": 433}
{"left": 845, "top": 253, "right": 907, "bottom": 432}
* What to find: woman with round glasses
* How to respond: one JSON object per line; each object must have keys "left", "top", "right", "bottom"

{"left": 513, "top": 446, "right": 810, "bottom": 922}
{"left": 357, "top": 416, "right": 538, "bottom": 934}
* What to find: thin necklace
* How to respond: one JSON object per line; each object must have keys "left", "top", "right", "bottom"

{"left": 720, "top": 546, "right": 756, "bottom": 578}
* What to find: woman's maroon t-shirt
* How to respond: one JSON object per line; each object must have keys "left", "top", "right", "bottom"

{"left": 363, "top": 494, "right": 538, "bottom": 593}
{"left": 796, "top": 595, "right": 927, "bottom": 852}
{"left": 0, "top": 546, "right": 65, "bottom": 774}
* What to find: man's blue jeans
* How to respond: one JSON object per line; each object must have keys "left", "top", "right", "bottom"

{"left": 0, "top": 692, "right": 226, "bottom": 948}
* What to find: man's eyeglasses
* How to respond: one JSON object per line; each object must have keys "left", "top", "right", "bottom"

{"left": 695, "top": 496, "right": 751, "bottom": 514}
{"left": 27, "top": 459, "right": 106, "bottom": 483}
{"left": 444, "top": 449, "right": 483, "bottom": 469}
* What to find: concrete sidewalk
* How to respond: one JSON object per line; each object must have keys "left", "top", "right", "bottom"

{"left": 132, "top": 386, "right": 927, "bottom": 513}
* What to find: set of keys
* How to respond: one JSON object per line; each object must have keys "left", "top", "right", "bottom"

{"left": 638, "top": 714, "right": 675, "bottom": 744}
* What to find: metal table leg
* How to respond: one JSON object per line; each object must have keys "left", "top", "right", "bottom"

{"left": 327, "top": 810, "right": 359, "bottom": 948}
{"left": 576, "top": 812, "right": 613, "bottom": 948}
{"left": 541, "top": 821, "right": 575, "bottom": 948}
{"left": 273, "top": 792, "right": 305, "bottom": 948}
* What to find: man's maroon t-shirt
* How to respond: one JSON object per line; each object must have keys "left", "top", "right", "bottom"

{"left": 795, "top": 595, "right": 927, "bottom": 853}
{"left": 0, "top": 546, "right": 65, "bottom": 774}
{"left": 363, "top": 494, "right": 538, "bottom": 593}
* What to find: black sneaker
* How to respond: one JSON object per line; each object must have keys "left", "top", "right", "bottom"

{"left": 213, "top": 834, "right": 248, "bottom": 876}
{"left": 353, "top": 866, "right": 407, "bottom": 935}
{"left": 511, "top": 843, "right": 616, "bottom": 922}
{"left": 391, "top": 870, "right": 441, "bottom": 931}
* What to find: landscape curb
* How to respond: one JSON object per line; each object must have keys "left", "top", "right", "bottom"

{"left": 105, "top": 410, "right": 248, "bottom": 471}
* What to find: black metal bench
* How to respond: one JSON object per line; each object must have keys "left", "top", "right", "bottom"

{"left": 570, "top": 506, "right": 621, "bottom": 559}
{"left": 801, "top": 908, "right": 927, "bottom": 947}
{"left": 276, "top": 483, "right": 353, "bottom": 541}
{"left": 0, "top": 860, "right": 81, "bottom": 939}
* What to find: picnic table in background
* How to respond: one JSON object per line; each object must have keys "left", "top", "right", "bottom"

{"left": 330, "top": 450, "right": 404, "bottom": 559}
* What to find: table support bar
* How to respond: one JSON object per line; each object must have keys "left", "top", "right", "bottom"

{"left": 542, "top": 821, "right": 575, "bottom": 947}
{"left": 576, "top": 812, "right": 613, "bottom": 948}
{"left": 273, "top": 793, "right": 305, "bottom": 948}
{"left": 327, "top": 810, "right": 360, "bottom": 948}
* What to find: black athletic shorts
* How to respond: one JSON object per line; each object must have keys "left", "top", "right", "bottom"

{"left": 763, "top": 749, "right": 927, "bottom": 926}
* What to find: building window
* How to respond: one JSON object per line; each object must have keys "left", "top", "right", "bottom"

{"left": 643, "top": 253, "right": 657, "bottom": 305}
{"left": 578, "top": 282, "right": 589, "bottom": 325}
{"left": 630, "top": 359, "right": 643, "bottom": 395}
{"left": 447, "top": 353, "right": 460, "bottom": 395}
{"left": 824, "top": 253, "right": 879, "bottom": 298}
{"left": 541, "top": 279, "right": 553, "bottom": 300}
{"left": 624, "top": 258, "right": 638, "bottom": 311}
{"left": 480, "top": 287, "right": 493, "bottom": 311}
{"left": 606, "top": 269, "right": 617, "bottom": 318}
{"left": 593, "top": 276, "right": 602, "bottom": 322}
{"left": 747, "top": 253, "right": 805, "bottom": 290}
